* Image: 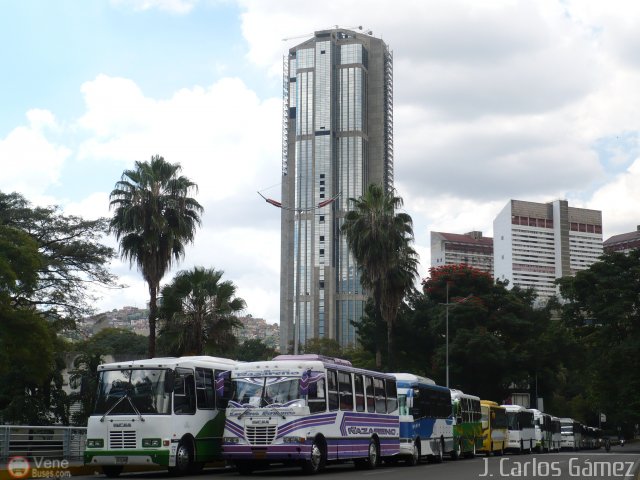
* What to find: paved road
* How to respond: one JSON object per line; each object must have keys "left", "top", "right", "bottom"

{"left": 75, "top": 445, "right": 640, "bottom": 480}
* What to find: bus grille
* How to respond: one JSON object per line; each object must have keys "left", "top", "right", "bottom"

{"left": 245, "top": 426, "right": 277, "bottom": 445}
{"left": 109, "top": 430, "right": 137, "bottom": 449}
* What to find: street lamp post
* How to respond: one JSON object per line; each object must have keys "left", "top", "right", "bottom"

{"left": 446, "top": 282, "right": 450, "bottom": 389}
{"left": 442, "top": 282, "right": 473, "bottom": 389}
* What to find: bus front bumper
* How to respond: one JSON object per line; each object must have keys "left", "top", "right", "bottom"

{"left": 223, "top": 444, "right": 312, "bottom": 462}
{"left": 84, "top": 450, "right": 170, "bottom": 467}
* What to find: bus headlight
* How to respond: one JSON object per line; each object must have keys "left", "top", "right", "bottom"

{"left": 87, "top": 439, "right": 104, "bottom": 448}
{"left": 283, "top": 436, "right": 306, "bottom": 444}
{"left": 142, "top": 438, "right": 161, "bottom": 448}
{"left": 224, "top": 437, "right": 240, "bottom": 444}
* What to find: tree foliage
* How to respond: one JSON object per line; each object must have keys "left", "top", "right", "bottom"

{"left": 0, "top": 191, "right": 117, "bottom": 424}
{"left": 341, "top": 184, "right": 418, "bottom": 370}
{"left": 109, "top": 155, "right": 203, "bottom": 358}
{"left": 0, "top": 191, "right": 117, "bottom": 320}
{"left": 557, "top": 250, "right": 640, "bottom": 434}
{"left": 158, "top": 267, "right": 245, "bottom": 357}
{"left": 235, "top": 339, "right": 278, "bottom": 362}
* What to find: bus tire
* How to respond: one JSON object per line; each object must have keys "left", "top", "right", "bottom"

{"left": 529, "top": 440, "right": 533, "bottom": 454}
{"left": 520, "top": 440, "right": 524, "bottom": 454}
{"left": 302, "top": 439, "right": 325, "bottom": 475}
{"left": 355, "top": 438, "right": 379, "bottom": 470}
{"left": 465, "top": 437, "right": 476, "bottom": 458}
{"left": 451, "top": 440, "right": 462, "bottom": 460}
{"left": 406, "top": 441, "right": 421, "bottom": 466}
{"left": 487, "top": 442, "right": 493, "bottom": 457}
{"left": 102, "top": 466, "right": 123, "bottom": 478}
{"left": 169, "top": 440, "right": 193, "bottom": 476}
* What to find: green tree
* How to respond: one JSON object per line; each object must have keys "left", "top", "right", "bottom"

{"left": 557, "top": 250, "right": 640, "bottom": 431}
{"left": 301, "top": 337, "right": 344, "bottom": 357}
{"left": 341, "top": 183, "right": 418, "bottom": 370}
{"left": 158, "top": 267, "right": 245, "bottom": 357}
{"left": 82, "top": 328, "right": 148, "bottom": 356}
{"left": 109, "top": 155, "right": 203, "bottom": 358}
{"left": 422, "top": 265, "right": 559, "bottom": 402}
{"left": 0, "top": 191, "right": 117, "bottom": 320}
{"left": 0, "top": 191, "right": 117, "bottom": 424}
{"left": 68, "top": 351, "right": 104, "bottom": 426}
{"left": 235, "top": 339, "right": 277, "bottom": 362}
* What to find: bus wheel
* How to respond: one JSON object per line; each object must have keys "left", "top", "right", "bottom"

{"left": 529, "top": 441, "right": 533, "bottom": 454}
{"left": 520, "top": 440, "right": 524, "bottom": 454}
{"left": 466, "top": 439, "right": 476, "bottom": 459}
{"left": 169, "top": 441, "right": 193, "bottom": 476}
{"left": 487, "top": 442, "right": 493, "bottom": 457}
{"left": 302, "top": 440, "right": 325, "bottom": 475}
{"left": 406, "top": 441, "right": 420, "bottom": 466}
{"left": 451, "top": 440, "right": 462, "bottom": 460}
{"left": 355, "top": 438, "right": 379, "bottom": 470}
{"left": 102, "top": 466, "right": 123, "bottom": 478}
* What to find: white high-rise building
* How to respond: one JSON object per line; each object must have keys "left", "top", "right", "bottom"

{"left": 430, "top": 231, "right": 493, "bottom": 274}
{"left": 493, "top": 200, "right": 603, "bottom": 300}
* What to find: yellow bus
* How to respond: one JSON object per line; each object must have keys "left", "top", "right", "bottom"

{"left": 479, "top": 400, "right": 508, "bottom": 456}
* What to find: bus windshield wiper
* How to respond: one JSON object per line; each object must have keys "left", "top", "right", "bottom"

{"left": 125, "top": 396, "right": 145, "bottom": 422}
{"left": 238, "top": 407, "right": 254, "bottom": 420}
{"left": 100, "top": 394, "right": 128, "bottom": 422}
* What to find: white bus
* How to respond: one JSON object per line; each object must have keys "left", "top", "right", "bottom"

{"left": 84, "top": 356, "right": 237, "bottom": 477}
{"left": 559, "top": 418, "right": 582, "bottom": 451}
{"left": 529, "top": 409, "right": 552, "bottom": 452}
{"left": 222, "top": 355, "right": 400, "bottom": 475}
{"left": 393, "top": 373, "right": 453, "bottom": 464}
{"left": 502, "top": 405, "right": 535, "bottom": 453}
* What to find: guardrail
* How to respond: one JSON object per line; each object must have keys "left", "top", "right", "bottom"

{"left": 0, "top": 426, "right": 86, "bottom": 463}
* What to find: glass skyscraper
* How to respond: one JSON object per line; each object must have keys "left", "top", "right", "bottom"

{"left": 279, "top": 28, "right": 393, "bottom": 352}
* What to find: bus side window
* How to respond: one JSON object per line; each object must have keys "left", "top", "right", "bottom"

{"left": 338, "top": 372, "right": 353, "bottom": 411}
{"left": 365, "top": 376, "right": 375, "bottom": 413}
{"left": 327, "top": 370, "right": 339, "bottom": 412}
{"left": 195, "top": 367, "right": 215, "bottom": 410}
{"left": 354, "top": 375, "right": 365, "bottom": 412}
{"left": 308, "top": 378, "right": 327, "bottom": 413}
{"left": 374, "top": 378, "right": 386, "bottom": 413}
{"left": 174, "top": 368, "right": 196, "bottom": 415}
{"left": 385, "top": 379, "right": 397, "bottom": 413}
{"left": 214, "top": 369, "right": 232, "bottom": 409}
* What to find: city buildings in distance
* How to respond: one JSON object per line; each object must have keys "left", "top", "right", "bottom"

{"left": 234, "top": 315, "right": 280, "bottom": 352}
{"left": 604, "top": 225, "right": 640, "bottom": 254}
{"left": 280, "top": 28, "right": 394, "bottom": 351}
{"left": 430, "top": 230, "right": 493, "bottom": 274}
{"left": 493, "top": 199, "right": 603, "bottom": 300}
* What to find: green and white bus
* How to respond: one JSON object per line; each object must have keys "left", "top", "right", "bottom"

{"left": 84, "top": 356, "right": 236, "bottom": 477}
{"left": 450, "top": 389, "right": 482, "bottom": 459}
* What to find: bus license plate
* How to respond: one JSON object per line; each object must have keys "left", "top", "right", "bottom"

{"left": 252, "top": 451, "right": 266, "bottom": 460}
{"left": 115, "top": 457, "right": 128, "bottom": 464}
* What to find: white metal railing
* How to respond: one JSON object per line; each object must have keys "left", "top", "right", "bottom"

{"left": 0, "top": 425, "right": 86, "bottom": 462}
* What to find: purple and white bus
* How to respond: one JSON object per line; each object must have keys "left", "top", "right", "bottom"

{"left": 221, "top": 355, "right": 400, "bottom": 475}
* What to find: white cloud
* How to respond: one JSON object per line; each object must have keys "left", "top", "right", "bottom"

{"left": 0, "top": 110, "right": 71, "bottom": 202}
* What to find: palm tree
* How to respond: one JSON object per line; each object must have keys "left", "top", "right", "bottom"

{"left": 341, "top": 183, "right": 418, "bottom": 370}
{"left": 109, "top": 155, "right": 203, "bottom": 358}
{"left": 158, "top": 267, "right": 246, "bottom": 356}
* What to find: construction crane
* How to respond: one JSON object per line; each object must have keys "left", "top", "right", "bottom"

{"left": 281, "top": 25, "right": 371, "bottom": 42}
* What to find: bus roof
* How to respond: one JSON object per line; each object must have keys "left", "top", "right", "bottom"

{"left": 234, "top": 358, "right": 395, "bottom": 379}
{"left": 97, "top": 355, "right": 237, "bottom": 371}
{"left": 501, "top": 404, "right": 527, "bottom": 412}
{"left": 272, "top": 354, "right": 352, "bottom": 366}
{"left": 391, "top": 373, "right": 435, "bottom": 386}
{"left": 450, "top": 389, "right": 480, "bottom": 401}
{"left": 481, "top": 400, "right": 505, "bottom": 408}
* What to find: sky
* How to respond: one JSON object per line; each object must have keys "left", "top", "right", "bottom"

{"left": 2, "top": 0, "right": 640, "bottom": 324}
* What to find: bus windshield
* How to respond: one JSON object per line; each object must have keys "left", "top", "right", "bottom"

{"left": 231, "top": 376, "right": 302, "bottom": 407}
{"left": 94, "top": 369, "right": 171, "bottom": 415}
{"left": 507, "top": 412, "right": 519, "bottom": 430}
